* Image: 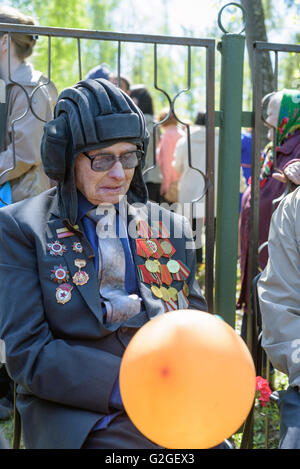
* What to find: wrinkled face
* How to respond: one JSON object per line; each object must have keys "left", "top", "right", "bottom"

{"left": 75, "top": 142, "right": 136, "bottom": 205}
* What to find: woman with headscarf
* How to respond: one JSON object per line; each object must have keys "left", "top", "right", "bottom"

{"left": 237, "top": 89, "right": 300, "bottom": 337}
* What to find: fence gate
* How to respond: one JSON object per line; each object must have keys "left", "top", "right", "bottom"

{"left": 0, "top": 7, "right": 299, "bottom": 337}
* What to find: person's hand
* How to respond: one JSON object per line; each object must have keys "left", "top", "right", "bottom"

{"left": 272, "top": 161, "right": 300, "bottom": 185}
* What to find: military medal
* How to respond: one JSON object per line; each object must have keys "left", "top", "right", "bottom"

{"left": 168, "top": 287, "right": 178, "bottom": 301}
{"left": 47, "top": 240, "right": 67, "bottom": 256}
{"left": 145, "top": 259, "right": 160, "bottom": 273}
{"left": 183, "top": 281, "right": 189, "bottom": 297}
{"left": 160, "top": 286, "right": 170, "bottom": 302}
{"left": 151, "top": 285, "right": 163, "bottom": 299}
{"left": 167, "top": 259, "right": 180, "bottom": 274}
{"left": 136, "top": 238, "right": 163, "bottom": 259}
{"left": 72, "top": 241, "right": 83, "bottom": 253}
{"left": 51, "top": 265, "right": 70, "bottom": 284}
{"left": 72, "top": 259, "right": 89, "bottom": 286}
{"left": 160, "top": 239, "right": 175, "bottom": 256}
{"left": 56, "top": 283, "right": 73, "bottom": 304}
{"left": 146, "top": 239, "right": 158, "bottom": 255}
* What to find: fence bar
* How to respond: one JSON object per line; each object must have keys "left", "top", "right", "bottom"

{"left": 205, "top": 43, "right": 215, "bottom": 314}
{"left": 214, "top": 33, "right": 245, "bottom": 327}
{"left": 254, "top": 41, "right": 300, "bottom": 53}
{"left": 0, "top": 23, "right": 214, "bottom": 48}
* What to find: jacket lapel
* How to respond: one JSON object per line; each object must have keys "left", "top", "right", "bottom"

{"left": 46, "top": 216, "right": 104, "bottom": 325}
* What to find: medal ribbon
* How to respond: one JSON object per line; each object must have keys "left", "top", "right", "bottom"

{"left": 153, "top": 221, "right": 170, "bottom": 238}
{"left": 171, "top": 260, "right": 191, "bottom": 281}
{"left": 159, "top": 238, "right": 176, "bottom": 257}
{"left": 163, "top": 298, "right": 178, "bottom": 312}
{"left": 160, "top": 264, "right": 173, "bottom": 286}
{"left": 136, "top": 238, "right": 163, "bottom": 259}
{"left": 137, "top": 220, "right": 152, "bottom": 238}
{"left": 177, "top": 289, "right": 189, "bottom": 309}
{"left": 137, "top": 264, "right": 160, "bottom": 285}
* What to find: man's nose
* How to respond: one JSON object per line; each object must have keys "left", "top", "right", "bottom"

{"left": 108, "top": 160, "right": 126, "bottom": 179}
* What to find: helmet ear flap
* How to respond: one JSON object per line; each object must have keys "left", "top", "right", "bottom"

{"left": 41, "top": 114, "right": 69, "bottom": 182}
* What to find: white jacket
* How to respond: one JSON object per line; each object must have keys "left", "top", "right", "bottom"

{"left": 173, "top": 125, "right": 219, "bottom": 218}
{"left": 258, "top": 187, "right": 300, "bottom": 388}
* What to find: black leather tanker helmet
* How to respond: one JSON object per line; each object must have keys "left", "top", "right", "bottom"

{"left": 41, "top": 78, "right": 149, "bottom": 224}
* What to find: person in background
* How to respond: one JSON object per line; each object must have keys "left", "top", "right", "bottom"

{"left": 173, "top": 112, "right": 219, "bottom": 264}
{"left": 130, "top": 84, "right": 161, "bottom": 204}
{"left": 0, "top": 5, "right": 57, "bottom": 421}
{"left": 85, "top": 63, "right": 110, "bottom": 81}
{"left": 238, "top": 89, "right": 300, "bottom": 340}
{"left": 156, "top": 108, "right": 184, "bottom": 204}
{"left": 239, "top": 128, "right": 252, "bottom": 211}
{"left": 109, "top": 74, "right": 131, "bottom": 95}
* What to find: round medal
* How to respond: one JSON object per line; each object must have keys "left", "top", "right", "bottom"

{"left": 145, "top": 259, "right": 159, "bottom": 273}
{"left": 160, "top": 286, "right": 170, "bottom": 302}
{"left": 167, "top": 259, "right": 180, "bottom": 274}
{"left": 168, "top": 287, "right": 178, "bottom": 301}
{"left": 146, "top": 240, "right": 158, "bottom": 254}
{"left": 151, "top": 285, "right": 163, "bottom": 299}
{"left": 72, "top": 270, "right": 89, "bottom": 286}
{"left": 73, "top": 258, "right": 89, "bottom": 286}
{"left": 160, "top": 240, "right": 173, "bottom": 256}
{"left": 183, "top": 281, "right": 189, "bottom": 297}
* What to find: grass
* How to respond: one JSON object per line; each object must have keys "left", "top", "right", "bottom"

{"left": 0, "top": 261, "right": 288, "bottom": 449}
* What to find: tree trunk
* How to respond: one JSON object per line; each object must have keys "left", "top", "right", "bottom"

{"left": 240, "top": 0, "right": 275, "bottom": 97}
{"left": 240, "top": 0, "right": 275, "bottom": 146}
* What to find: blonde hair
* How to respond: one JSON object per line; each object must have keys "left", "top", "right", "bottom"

{"left": 157, "top": 108, "right": 178, "bottom": 127}
{"left": 0, "top": 6, "right": 36, "bottom": 60}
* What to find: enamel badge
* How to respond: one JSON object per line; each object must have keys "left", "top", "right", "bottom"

{"left": 51, "top": 265, "right": 70, "bottom": 284}
{"left": 56, "top": 283, "right": 73, "bottom": 304}
{"left": 47, "top": 240, "right": 67, "bottom": 256}
{"left": 72, "top": 241, "right": 83, "bottom": 253}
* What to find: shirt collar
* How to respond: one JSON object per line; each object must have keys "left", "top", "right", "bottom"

{"left": 77, "top": 191, "right": 96, "bottom": 222}
{"left": 77, "top": 190, "right": 123, "bottom": 222}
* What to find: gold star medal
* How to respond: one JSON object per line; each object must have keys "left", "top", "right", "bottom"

{"left": 72, "top": 259, "right": 89, "bottom": 286}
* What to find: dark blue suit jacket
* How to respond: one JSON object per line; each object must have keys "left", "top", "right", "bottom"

{"left": 0, "top": 187, "right": 206, "bottom": 448}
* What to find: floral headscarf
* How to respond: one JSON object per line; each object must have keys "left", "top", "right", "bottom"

{"left": 260, "top": 89, "right": 300, "bottom": 186}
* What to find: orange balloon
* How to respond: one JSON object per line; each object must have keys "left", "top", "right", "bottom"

{"left": 119, "top": 309, "right": 256, "bottom": 449}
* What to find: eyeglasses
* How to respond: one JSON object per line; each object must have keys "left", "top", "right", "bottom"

{"left": 82, "top": 149, "right": 144, "bottom": 172}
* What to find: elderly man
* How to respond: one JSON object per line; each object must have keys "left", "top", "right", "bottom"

{"left": 0, "top": 79, "right": 209, "bottom": 449}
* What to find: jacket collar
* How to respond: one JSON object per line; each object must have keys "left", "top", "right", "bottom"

{"left": 7, "top": 62, "right": 44, "bottom": 87}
